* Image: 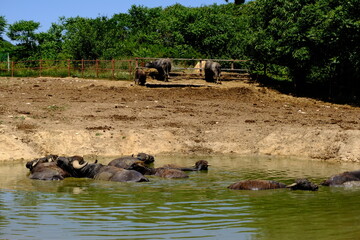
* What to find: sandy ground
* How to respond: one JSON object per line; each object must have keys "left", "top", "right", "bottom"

{"left": 0, "top": 75, "right": 359, "bottom": 162}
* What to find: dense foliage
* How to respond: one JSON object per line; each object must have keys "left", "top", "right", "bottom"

{"left": 0, "top": 1, "right": 359, "bottom": 102}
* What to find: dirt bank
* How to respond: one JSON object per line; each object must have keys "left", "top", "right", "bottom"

{"left": 0, "top": 76, "right": 359, "bottom": 162}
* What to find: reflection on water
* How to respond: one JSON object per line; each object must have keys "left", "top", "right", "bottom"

{"left": 1, "top": 155, "right": 360, "bottom": 239}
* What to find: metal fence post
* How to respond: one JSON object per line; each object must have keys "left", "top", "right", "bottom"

{"left": 112, "top": 59, "right": 115, "bottom": 79}
{"left": 81, "top": 59, "right": 84, "bottom": 78}
{"left": 67, "top": 59, "right": 71, "bottom": 77}
{"left": 96, "top": 60, "right": 99, "bottom": 78}
{"left": 11, "top": 61, "right": 14, "bottom": 77}
{"left": 39, "top": 59, "right": 42, "bottom": 77}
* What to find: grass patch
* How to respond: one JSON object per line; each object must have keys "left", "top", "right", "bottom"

{"left": 46, "top": 105, "right": 66, "bottom": 112}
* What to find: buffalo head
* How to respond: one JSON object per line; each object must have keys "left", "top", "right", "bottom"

{"left": 286, "top": 179, "right": 318, "bottom": 191}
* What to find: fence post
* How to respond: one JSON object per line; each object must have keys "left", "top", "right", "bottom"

{"left": 81, "top": 59, "right": 84, "bottom": 78}
{"left": 96, "top": 60, "right": 99, "bottom": 78}
{"left": 129, "top": 60, "right": 133, "bottom": 80}
{"left": 67, "top": 59, "right": 71, "bottom": 77}
{"left": 11, "top": 61, "right": 14, "bottom": 77}
{"left": 112, "top": 59, "right": 115, "bottom": 79}
{"left": 39, "top": 59, "right": 42, "bottom": 77}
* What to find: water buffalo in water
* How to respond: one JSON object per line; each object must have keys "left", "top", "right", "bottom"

{"left": 161, "top": 160, "right": 209, "bottom": 171}
{"left": 25, "top": 155, "right": 71, "bottom": 180}
{"left": 321, "top": 170, "right": 360, "bottom": 186}
{"left": 56, "top": 156, "right": 149, "bottom": 182}
{"left": 108, "top": 158, "right": 150, "bottom": 175}
{"left": 228, "top": 179, "right": 318, "bottom": 191}
{"left": 145, "top": 58, "right": 171, "bottom": 81}
{"left": 147, "top": 168, "right": 189, "bottom": 179}
{"left": 108, "top": 153, "right": 155, "bottom": 166}
{"left": 204, "top": 60, "right": 221, "bottom": 84}
{"left": 134, "top": 69, "right": 146, "bottom": 86}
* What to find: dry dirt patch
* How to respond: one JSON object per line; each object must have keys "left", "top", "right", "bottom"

{"left": 0, "top": 76, "right": 359, "bottom": 162}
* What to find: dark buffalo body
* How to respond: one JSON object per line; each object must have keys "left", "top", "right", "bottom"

{"left": 145, "top": 58, "right": 171, "bottom": 81}
{"left": 321, "top": 170, "right": 360, "bottom": 186}
{"left": 204, "top": 60, "right": 221, "bottom": 84}
{"left": 228, "top": 180, "right": 287, "bottom": 190}
{"left": 134, "top": 69, "right": 146, "bottom": 86}
{"left": 108, "top": 158, "right": 150, "bottom": 175}
{"left": 161, "top": 160, "right": 209, "bottom": 171}
{"left": 56, "top": 156, "right": 148, "bottom": 182}
{"left": 228, "top": 179, "right": 318, "bottom": 191}
{"left": 109, "top": 153, "right": 154, "bottom": 165}
{"left": 26, "top": 155, "right": 71, "bottom": 180}
{"left": 153, "top": 168, "right": 189, "bottom": 179}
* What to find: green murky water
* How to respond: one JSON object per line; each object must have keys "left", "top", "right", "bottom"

{"left": 1, "top": 155, "right": 360, "bottom": 240}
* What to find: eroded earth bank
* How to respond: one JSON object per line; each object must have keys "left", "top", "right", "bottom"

{"left": 0, "top": 77, "right": 359, "bottom": 162}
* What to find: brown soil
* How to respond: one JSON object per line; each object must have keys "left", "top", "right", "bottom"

{"left": 0, "top": 76, "right": 359, "bottom": 162}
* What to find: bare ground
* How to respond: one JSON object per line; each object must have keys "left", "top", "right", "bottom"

{"left": 0, "top": 75, "right": 359, "bottom": 162}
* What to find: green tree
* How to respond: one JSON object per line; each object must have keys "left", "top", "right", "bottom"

{"left": 244, "top": 0, "right": 360, "bottom": 101}
{"left": 0, "top": 16, "right": 6, "bottom": 40}
{"left": 7, "top": 20, "right": 40, "bottom": 59}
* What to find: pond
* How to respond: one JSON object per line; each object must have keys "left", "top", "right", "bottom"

{"left": 1, "top": 155, "right": 360, "bottom": 240}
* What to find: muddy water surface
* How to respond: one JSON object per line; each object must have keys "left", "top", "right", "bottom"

{"left": 1, "top": 155, "right": 360, "bottom": 240}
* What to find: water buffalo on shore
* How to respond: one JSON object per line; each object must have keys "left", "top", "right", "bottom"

{"left": 134, "top": 69, "right": 147, "bottom": 86}
{"left": 25, "top": 155, "right": 71, "bottom": 180}
{"left": 145, "top": 58, "right": 171, "bottom": 81}
{"left": 56, "top": 156, "right": 149, "bottom": 182}
{"left": 321, "top": 170, "right": 360, "bottom": 186}
{"left": 228, "top": 179, "right": 318, "bottom": 191}
{"left": 204, "top": 60, "right": 221, "bottom": 84}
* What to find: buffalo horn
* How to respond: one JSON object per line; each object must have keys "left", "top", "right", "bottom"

{"left": 72, "top": 160, "right": 88, "bottom": 169}
{"left": 32, "top": 159, "right": 40, "bottom": 168}
{"left": 286, "top": 183, "right": 297, "bottom": 188}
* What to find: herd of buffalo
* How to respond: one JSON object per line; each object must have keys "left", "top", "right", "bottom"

{"left": 135, "top": 58, "right": 221, "bottom": 85}
{"left": 25, "top": 153, "right": 360, "bottom": 191}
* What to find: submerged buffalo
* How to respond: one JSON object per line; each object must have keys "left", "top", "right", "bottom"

{"left": 108, "top": 152, "right": 154, "bottom": 167}
{"left": 26, "top": 155, "right": 71, "bottom": 180}
{"left": 148, "top": 168, "right": 189, "bottom": 179}
{"left": 134, "top": 69, "right": 147, "bottom": 86}
{"left": 228, "top": 179, "right": 318, "bottom": 191}
{"left": 56, "top": 156, "right": 149, "bottom": 182}
{"left": 204, "top": 60, "right": 221, "bottom": 84}
{"left": 161, "top": 160, "right": 209, "bottom": 171}
{"left": 145, "top": 58, "right": 171, "bottom": 81}
{"left": 321, "top": 170, "right": 360, "bottom": 186}
{"left": 108, "top": 158, "right": 149, "bottom": 175}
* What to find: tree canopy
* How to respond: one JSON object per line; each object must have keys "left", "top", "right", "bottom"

{"left": 0, "top": 1, "right": 359, "bottom": 102}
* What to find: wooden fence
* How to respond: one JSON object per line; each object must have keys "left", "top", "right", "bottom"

{"left": 0, "top": 58, "right": 250, "bottom": 80}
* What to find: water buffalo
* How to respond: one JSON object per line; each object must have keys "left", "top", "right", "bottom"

{"left": 228, "top": 179, "right": 318, "bottom": 191}
{"left": 150, "top": 168, "right": 189, "bottom": 179}
{"left": 134, "top": 69, "right": 146, "bottom": 86}
{"left": 25, "top": 155, "right": 71, "bottom": 180}
{"left": 56, "top": 156, "right": 149, "bottom": 182}
{"left": 109, "top": 152, "right": 154, "bottom": 166}
{"left": 145, "top": 58, "right": 171, "bottom": 81}
{"left": 108, "top": 158, "right": 150, "bottom": 175}
{"left": 161, "top": 160, "right": 209, "bottom": 171}
{"left": 321, "top": 170, "right": 360, "bottom": 186}
{"left": 204, "top": 60, "right": 221, "bottom": 84}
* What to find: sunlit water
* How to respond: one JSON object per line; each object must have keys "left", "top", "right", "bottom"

{"left": 1, "top": 155, "right": 360, "bottom": 240}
